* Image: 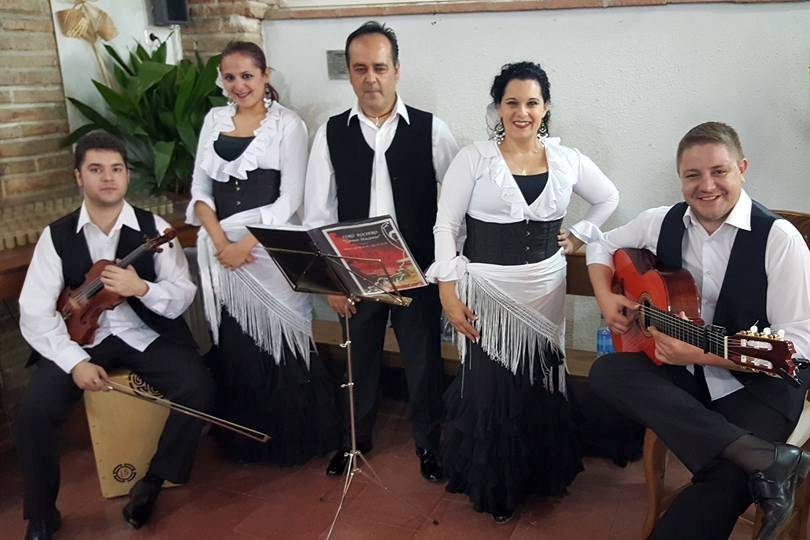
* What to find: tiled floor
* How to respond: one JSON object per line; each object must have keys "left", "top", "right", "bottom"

{"left": 0, "top": 399, "right": 761, "bottom": 539}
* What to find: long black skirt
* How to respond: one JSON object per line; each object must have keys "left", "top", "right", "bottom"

{"left": 443, "top": 340, "right": 583, "bottom": 514}
{"left": 210, "top": 309, "right": 339, "bottom": 465}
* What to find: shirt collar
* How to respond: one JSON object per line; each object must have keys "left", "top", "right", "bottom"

{"left": 76, "top": 200, "right": 140, "bottom": 234}
{"left": 683, "top": 189, "right": 752, "bottom": 232}
{"left": 348, "top": 93, "right": 409, "bottom": 127}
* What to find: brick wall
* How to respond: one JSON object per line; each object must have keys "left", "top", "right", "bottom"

{"left": 0, "top": 0, "right": 74, "bottom": 200}
{"left": 183, "top": 0, "right": 277, "bottom": 60}
{"left": 0, "top": 0, "right": 75, "bottom": 454}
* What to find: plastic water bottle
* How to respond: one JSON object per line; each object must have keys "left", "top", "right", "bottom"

{"left": 596, "top": 316, "right": 614, "bottom": 357}
{"left": 440, "top": 313, "right": 455, "bottom": 342}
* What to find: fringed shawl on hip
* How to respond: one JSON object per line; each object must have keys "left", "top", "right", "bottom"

{"left": 455, "top": 250, "right": 567, "bottom": 392}
{"left": 196, "top": 213, "right": 314, "bottom": 368}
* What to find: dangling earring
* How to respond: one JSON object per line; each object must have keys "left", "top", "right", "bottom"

{"left": 495, "top": 120, "right": 505, "bottom": 145}
{"left": 263, "top": 83, "right": 273, "bottom": 110}
{"left": 227, "top": 95, "right": 236, "bottom": 107}
{"left": 537, "top": 119, "right": 549, "bottom": 140}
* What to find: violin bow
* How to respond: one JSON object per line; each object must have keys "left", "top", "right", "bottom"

{"left": 105, "top": 380, "right": 270, "bottom": 443}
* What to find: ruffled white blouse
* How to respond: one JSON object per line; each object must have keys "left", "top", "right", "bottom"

{"left": 428, "top": 139, "right": 619, "bottom": 282}
{"left": 185, "top": 102, "right": 309, "bottom": 227}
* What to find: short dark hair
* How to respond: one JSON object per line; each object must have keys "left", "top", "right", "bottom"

{"left": 220, "top": 41, "right": 279, "bottom": 102}
{"left": 74, "top": 132, "right": 127, "bottom": 170}
{"left": 490, "top": 61, "right": 552, "bottom": 128}
{"left": 345, "top": 21, "right": 399, "bottom": 66}
{"left": 676, "top": 122, "right": 744, "bottom": 170}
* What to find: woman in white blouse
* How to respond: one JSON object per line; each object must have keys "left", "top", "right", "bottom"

{"left": 188, "top": 42, "right": 338, "bottom": 464}
{"left": 428, "top": 62, "right": 619, "bottom": 522}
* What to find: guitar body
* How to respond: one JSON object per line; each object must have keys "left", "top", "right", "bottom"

{"left": 611, "top": 248, "right": 703, "bottom": 364}
{"left": 57, "top": 259, "right": 126, "bottom": 346}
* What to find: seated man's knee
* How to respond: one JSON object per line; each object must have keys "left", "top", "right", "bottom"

{"left": 589, "top": 353, "right": 629, "bottom": 395}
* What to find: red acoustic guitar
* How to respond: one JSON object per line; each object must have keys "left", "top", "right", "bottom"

{"left": 57, "top": 229, "right": 176, "bottom": 346}
{"left": 611, "top": 248, "right": 807, "bottom": 386}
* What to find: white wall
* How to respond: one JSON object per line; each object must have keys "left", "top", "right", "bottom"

{"left": 264, "top": 3, "right": 810, "bottom": 349}
{"left": 50, "top": 0, "right": 182, "bottom": 130}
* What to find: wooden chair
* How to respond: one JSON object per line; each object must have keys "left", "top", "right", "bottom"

{"left": 642, "top": 210, "right": 810, "bottom": 539}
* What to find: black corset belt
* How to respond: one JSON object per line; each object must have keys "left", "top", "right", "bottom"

{"left": 463, "top": 215, "right": 563, "bottom": 266}
{"left": 214, "top": 168, "right": 280, "bottom": 220}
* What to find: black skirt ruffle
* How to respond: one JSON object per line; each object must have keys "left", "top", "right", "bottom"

{"left": 442, "top": 340, "right": 583, "bottom": 515}
{"left": 210, "top": 309, "right": 339, "bottom": 466}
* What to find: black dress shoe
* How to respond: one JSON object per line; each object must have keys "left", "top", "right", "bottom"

{"left": 416, "top": 447, "right": 444, "bottom": 483}
{"left": 24, "top": 509, "right": 61, "bottom": 540}
{"left": 492, "top": 505, "right": 514, "bottom": 524}
{"left": 750, "top": 444, "right": 810, "bottom": 540}
{"left": 122, "top": 478, "right": 162, "bottom": 529}
{"left": 326, "top": 441, "right": 373, "bottom": 476}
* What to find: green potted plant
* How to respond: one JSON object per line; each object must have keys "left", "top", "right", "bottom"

{"left": 64, "top": 40, "right": 227, "bottom": 195}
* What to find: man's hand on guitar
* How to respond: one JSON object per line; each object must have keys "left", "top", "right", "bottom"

{"left": 71, "top": 360, "right": 110, "bottom": 392}
{"left": 101, "top": 264, "right": 148, "bottom": 297}
{"left": 595, "top": 292, "right": 639, "bottom": 335}
{"left": 649, "top": 326, "right": 705, "bottom": 366}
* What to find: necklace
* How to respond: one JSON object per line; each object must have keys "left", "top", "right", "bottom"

{"left": 370, "top": 102, "right": 397, "bottom": 127}
{"left": 501, "top": 141, "right": 545, "bottom": 175}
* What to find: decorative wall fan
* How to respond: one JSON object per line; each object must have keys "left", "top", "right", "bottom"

{"left": 56, "top": 0, "right": 118, "bottom": 86}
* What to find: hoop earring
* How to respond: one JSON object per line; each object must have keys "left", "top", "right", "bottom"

{"left": 495, "top": 121, "right": 505, "bottom": 145}
{"left": 263, "top": 83, "right": 273, "bottom": 110}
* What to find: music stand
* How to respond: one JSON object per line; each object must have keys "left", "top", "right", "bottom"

{"left": 249, "top": 227, "right": 439, "bottom": 540}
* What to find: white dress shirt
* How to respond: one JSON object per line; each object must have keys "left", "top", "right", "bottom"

{"left": 19, "top": 202, "right": 197, "bottom": 373}
{"left": 304, "top": 94, "right": 459, "bottom": 228}
{"left": 186, "top": 102, "right": 309, "bottom": 227}
{"left": 428, "top": 139, "right": 619, "bottom": 282}
{"left": 586, "top": 190, "right": 810, "bottom": 400}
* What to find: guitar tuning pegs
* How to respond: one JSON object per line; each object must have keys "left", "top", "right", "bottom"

{"left": 777, "top": 329, "right": 786, "bottom": 339}
{"left": 763, "top": 327, "right": 772, "bottom": 336}
{"left": 750, "top": 325, "right": 759, "bottom": 334}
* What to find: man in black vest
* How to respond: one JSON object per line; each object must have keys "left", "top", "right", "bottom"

{"left": 304, "top": 21, "right": 458, "bottom": 482}
{"left": 586, "top": 122, "right": 810, "bottom": 539}
{"left": 16, "top": 132, "right": 214, "bottom": 539}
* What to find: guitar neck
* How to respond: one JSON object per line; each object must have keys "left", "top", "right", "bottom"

{"left": 639, "top": 305, "right": 726, "bottom": 357}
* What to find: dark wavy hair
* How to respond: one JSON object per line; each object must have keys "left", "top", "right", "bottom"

{"left": 220, "top": 41, "right": 279, "bottom": 103}
{"left": 345, "top": 21, "right": 399, "bottom": 66}
{"left": 490, "top": 61, "right": 552, "bottom": 128}
{"left": 74, "top": 131, "right": 127, "bottom": 170}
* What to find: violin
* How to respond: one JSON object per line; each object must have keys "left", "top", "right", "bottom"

{"left": 56, "top": 229, "right": 177, "bottom": 345}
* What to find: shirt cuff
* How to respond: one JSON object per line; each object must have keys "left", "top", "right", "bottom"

{"left": 56, "top": 347, "right": 93, "bottom": 374}
{"left": 138, "top": 280, "right": 174, "bottom": 318}
{"left": 585, "top": 241, "right": 614, "bottom": 268}
{"left": 186, "top": 195, "right": 216, "bottom": 226}
{"left": 425, "top": 256, "right": 463, "bottom": 283}
{"left": 568, "top": 220, "right": 603, "bottom": 245}
{"left": 259, "top": 204, "right": 279, "bottom": 226}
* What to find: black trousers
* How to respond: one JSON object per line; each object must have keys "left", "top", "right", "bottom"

{"left": 15, "top": 336, "right": 215, "bottom": 521}
{"left": 590, "top": 353, "right": 796, "bottom": 540}
{"left": 338, "top": 284, "right": 444, "bottom": 452}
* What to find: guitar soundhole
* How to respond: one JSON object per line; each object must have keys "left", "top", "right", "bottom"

{"left": 637, "top": 294, "right": 654, "bottom": 336}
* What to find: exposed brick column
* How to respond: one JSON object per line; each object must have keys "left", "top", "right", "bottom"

{"left": 183, "top": 1, "right": 278, "bottom": 60}
{"left": 0, "top": 0, "right": 73, "bottom": 200}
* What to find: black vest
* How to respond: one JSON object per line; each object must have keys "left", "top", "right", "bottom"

{"left": 657, "top": 200, "right": 805, "bottom": 422}
{"left": 326, "top": 106, "right": 437, "bottom": 271}
{"left": 49, "top": 206, "right": 195, "bottom": 349}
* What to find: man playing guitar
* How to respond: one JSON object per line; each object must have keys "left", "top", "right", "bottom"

{"left": 16, "top": 132, "right": 214, "bottom": 540}
{"left": 587, "top": 122, "right": 810, "bottom": 540}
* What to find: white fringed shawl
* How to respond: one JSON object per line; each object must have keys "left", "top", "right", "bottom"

{"left": 196, "top": 212, "right": 314, "bottom": 368}
{"left": 454, "top": 250, "right": 568, "bottom": 392}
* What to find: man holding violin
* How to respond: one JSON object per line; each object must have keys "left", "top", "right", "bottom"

{"left": 16, "top": 132, "right": 214, "bottom": 540}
